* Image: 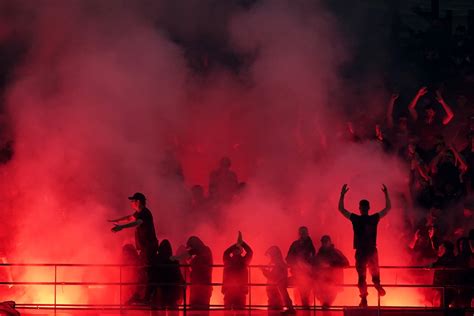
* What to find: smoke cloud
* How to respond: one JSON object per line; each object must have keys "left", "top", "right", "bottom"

{"left": 0, "top": 0, "right": 423, "bottom": 307}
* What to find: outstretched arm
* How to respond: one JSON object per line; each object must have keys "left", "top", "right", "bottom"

{"left": 408, "top": 87, "right": 428, "bottom": 121}
{"left": 378, "top": 184, "right": 391, "bottom": 218}
{"left": 108, "top": 214, "right": 134, "bottom": 223}
{"left": 111, "top": 219, "right": 143, "bottom": 232}
{"left": 338, "top": 184, "right": 352, "bottom": 219}
{"left": 435, "top": 90, "right": 454, "bottom": 125}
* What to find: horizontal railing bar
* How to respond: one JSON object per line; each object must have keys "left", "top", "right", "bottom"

{"left": 0, "top": 263, "right": 471, "bottom": 270}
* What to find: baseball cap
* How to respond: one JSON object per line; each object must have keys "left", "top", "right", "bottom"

{"left": 128, "top": 192, "right": 146, "bottom": 202}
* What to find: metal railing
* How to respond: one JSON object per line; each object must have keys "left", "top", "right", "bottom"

{"left": 0, "top": 263, "right": 472, "bottom": 314}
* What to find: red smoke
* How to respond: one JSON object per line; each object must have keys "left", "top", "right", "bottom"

{"left": 0, "top": 0, "right": 430, "bottom": 309}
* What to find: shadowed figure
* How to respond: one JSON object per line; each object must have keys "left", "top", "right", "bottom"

{"left": 286, "top": 226, "right": 315, "bottom": 309}
{"left": 222, "top": 231, "right": 253, "bottom": 311}
{"left": 209, "top": 157, "right": 239, "bottom": 204}
{"left": 110, "top": 192, "right": 158, "bottom": 304}
{"left": 338, "top": 184, "right": 391, "bottom": 307}
{"left": 155, "top": 239, "right": 184, "bottom": 312}
{"left": 313, "top": 235, "right": 349, "bottom": 309}
{"left": 261, "top": 246, "right": 295, "bottom": 315}
{"left": 186, "top": 236, "right": 213, "bottom": 312}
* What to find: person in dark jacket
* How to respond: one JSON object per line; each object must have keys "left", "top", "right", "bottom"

{"left": 155, "top": 239, "right": 184, "bottom": 311}
{"left": 313, "top": 235, "right": 349, "bottom": 308}
{"left": 110, "top": 192, "right": 159, "bottom": 303}
{"left": 186, "top": 236, "right": 213, "bottom": 311}
{"left": 286, "top": 226, "right": 315, "bottom": 308}
{"left": 262, "top": 246, "right": 295, "bottom": 314}
{"left": 222, "top": 231, "right": 253, "bottom": 310}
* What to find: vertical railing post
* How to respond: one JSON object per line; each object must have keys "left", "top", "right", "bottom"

{"left": 119, "top": 265, "right": 122, "bottom": 313}
{"left": 54, "top": 265, "right": 57, "bottom": 315}
{"left": 183, "top": 267, "right": 187, "bottom": 316}
{"left": 248, "top": 266, "right": 252, "bottom": 315}
{"left": 440, "top": 286, "right": 445, "bottom": 310}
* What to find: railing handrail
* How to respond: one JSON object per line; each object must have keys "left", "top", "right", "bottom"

{"left": 0, "top": 262, "right": 472, "bottom": 270}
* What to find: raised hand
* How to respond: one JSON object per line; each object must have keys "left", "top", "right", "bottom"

{"left": 381, "top": 184, "right": 388, "bottom": 194}
{"left": 435, "top": 90, "right": 444, "bottom": 103}
{"left": 237, "top": 231, "right": 243, "bottom": 245}
{"left": 417, "top": 86, "right": 428, "bottom": 97}
{"left": 390, "top": 93, "right": 399, "bottom": 101}
{"left": 111, "top": 224, "right": 122, "bottom": 233}
{"left": 341, "top": 184, "right": 349, "bottom": 195}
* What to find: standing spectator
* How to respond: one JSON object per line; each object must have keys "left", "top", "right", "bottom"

{"left": 431, "top": 241, "right": 457, "bottom": 308}
{"left": 286, "top": 226, "right": 315, "bottom": 309}
{"left": 110, "top": 192, "right": 158, "bottom": 303}
{"left": 209, "top": 157, "right": 239, "bottom": 204}
{"left": 155, "top": 239, "right": 184, "bottom": 311}
{"left": 408, "top": 87, "right": 454, "bottom": 162}
{"left": 408, "top": 227, "right": 438, "bottom": 265}
{"left": 313, "top": 235, "right": 349, "bottom": 309}
{"left": 338, "top": 184, "right": 391, "bottom": 307}
{"left": 261, "top": 246, "right": 295, "bottom": 314}
{"left": 222, "top": 231, "right": 253, "bottom": 310}
{"left": 461, "top": 132, "right": 474, "bottom": 194}
{"left": 186, "top": 236, "right": 213, "bottom": 311}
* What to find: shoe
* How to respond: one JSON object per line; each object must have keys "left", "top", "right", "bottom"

{"left": 359, "top": 297, "right": 368, "bottom": 308}
{"left": 375, "top": 285, "right": 386, "bottom": 297}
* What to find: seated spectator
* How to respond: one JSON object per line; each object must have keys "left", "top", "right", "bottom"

{"left": 313, "top": 235, "right": 349, "bottom": 309}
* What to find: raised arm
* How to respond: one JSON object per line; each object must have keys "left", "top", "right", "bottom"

{"left": 377, "top": 184, "right": 391, "bottom": 218}
{"left": 241, "top": 241, "right": 254, "bottom": 263}
{"left": 386, "top": 93, "right": 399, "bottom": 128}
{"left": 408, "top": 87, "right": 428, "bottom": 121}
{"left": 338, "top": 184, "right": 352, "bottom": 219}
{"left": 435, "top": 90, "right": 454, "bottom": 125}
{"left": 448, "top": 145, "right": 468, "bottom": 174}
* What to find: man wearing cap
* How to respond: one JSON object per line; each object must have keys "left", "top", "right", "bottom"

{"left": 109, "top": 192, "right": 159, "bottom": 303}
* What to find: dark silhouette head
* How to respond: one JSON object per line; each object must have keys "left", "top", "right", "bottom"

{"left": 298, "top": 226, "right": 309, "bottom": 240}
{"left": 456, "top": 237, "right": 471, "bottom": 256}
{"left": 320, "top": 235, "right": 332, "bottom": 249}
{"left": 158, "top": 239, "right": 173, "bottom": 258}
{"left": 359, "top": 199, "right": 370, "bottom": 215}
{"left": 186, "top": 236, "right": 205, "bottom": 251}
{"left": 231, "top": 245, "right": 243, "bottom": 257}
{"left": 265, "top": 246, "right": 284, "bottom": 264}
{"left": 219, "top": 157, "right": 231, "bottom": 169}
{"left": 191, "top": 185, "right": 205, "bottom": 201}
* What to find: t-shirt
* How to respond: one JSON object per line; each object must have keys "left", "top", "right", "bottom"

{"left": 133, "top": 208, "right": 158, "bottom": 252}
{"left": 349, "top": 213, "right": 380, "bottom": 250}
